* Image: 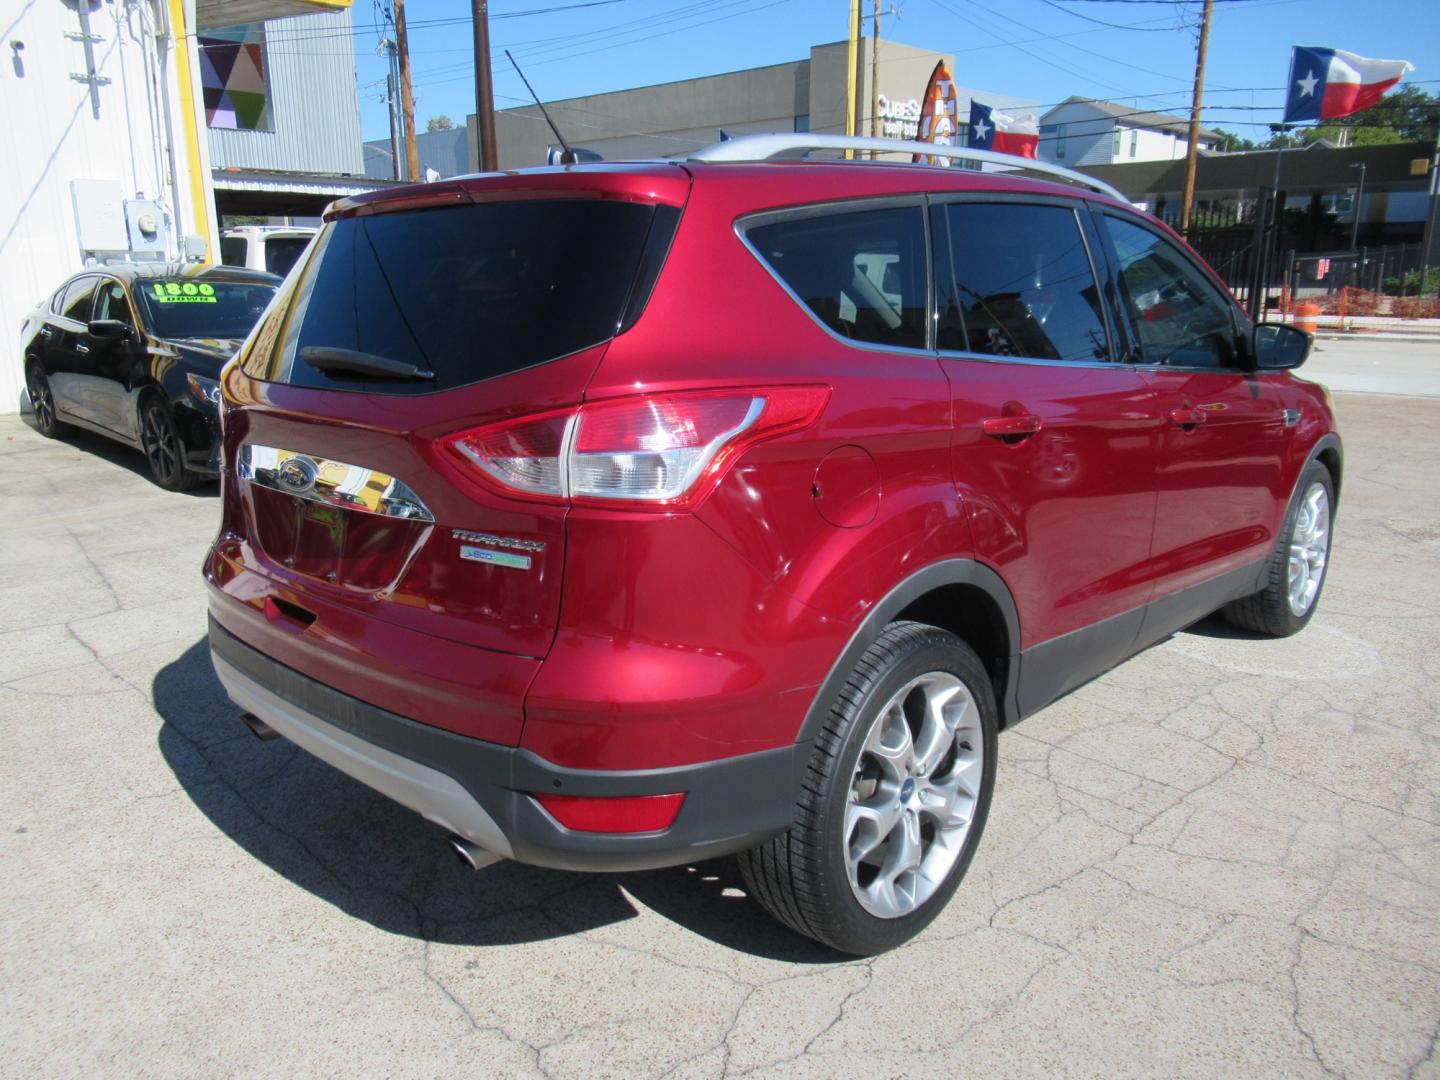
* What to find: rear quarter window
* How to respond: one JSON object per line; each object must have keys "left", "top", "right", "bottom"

{"left": 251, "top": 199, "right": 666, "bottom": 395}
{"left": 743, "top": 205, "right": 927, "bottom": 350}
{"left": 60, "top": 277, "right": 97, "bottom": 323}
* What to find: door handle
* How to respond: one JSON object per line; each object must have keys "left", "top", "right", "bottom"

{"left": 981, "top": 413, "right": 1043, "bottom": 439}
{"left": 1167, "top": 407, "right": 1206, "bottom": 428}
{"left": 39, "top": 326, "right": 53, "bottom": 339}
{"left": 75, "top": 342, "right": 91, "bottom": 355}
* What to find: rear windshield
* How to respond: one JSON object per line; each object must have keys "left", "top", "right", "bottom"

{"left": 262, "top": 199, "right": 661, "bottom": 395}
{"left": 139, "top": 280, "right": 278, "bottom": 340}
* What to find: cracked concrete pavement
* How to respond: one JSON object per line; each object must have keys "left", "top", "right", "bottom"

{"left": 1, "top": 390, "right": 1437, "bottom": 1078}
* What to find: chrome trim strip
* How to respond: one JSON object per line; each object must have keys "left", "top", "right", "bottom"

{"left": 211, "top": 652, "right": 513, "bottom": 858}
{"left": 238, "top": 443, "right": 435, "bottom": 522}
{"left": 936, "top": 348, "right": 1128, "bottom": 371}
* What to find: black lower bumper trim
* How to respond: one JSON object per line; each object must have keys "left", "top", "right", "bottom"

{"left": 208, "top": 616, "right": 807, "bottom": 872}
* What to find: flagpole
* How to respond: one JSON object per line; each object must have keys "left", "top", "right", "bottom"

{"left": 1179, "top": 0, "right": 1214, "bottom": 237}
{"left": 845, "top": 0, "right": 860, "bottom": 159}
{"left": 869, "top": 0, "right": 881, "bottom": 158}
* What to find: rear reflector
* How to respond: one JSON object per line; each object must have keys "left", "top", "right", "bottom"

{"left": 442, "top": 386, "right": 828, "bottom": 509}
{"left": 533, "top": 792, "right": 686, "bottom": 834}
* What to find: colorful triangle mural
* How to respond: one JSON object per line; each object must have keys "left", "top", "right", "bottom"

{"left": 198, "top": 24, "right": 270, "bottom": 131}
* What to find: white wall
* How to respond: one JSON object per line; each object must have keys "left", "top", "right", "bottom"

{"left": 0, "top": 0, "right": 205, "bottom": 414}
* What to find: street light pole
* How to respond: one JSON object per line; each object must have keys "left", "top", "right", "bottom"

{"left": 1349, "top": 161, "right": 1367, "bottom": 251}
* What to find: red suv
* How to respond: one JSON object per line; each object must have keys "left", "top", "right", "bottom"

{"left": 205, "top": 134, "right": 1339, "bottom": 955}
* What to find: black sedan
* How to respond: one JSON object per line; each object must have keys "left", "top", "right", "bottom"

{"left": 21, "top": 263, "right": 279, "bottom": 490}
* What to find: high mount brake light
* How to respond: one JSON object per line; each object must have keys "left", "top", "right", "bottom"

{"left": 442, "top": 387, "right": 829, "bottom": 509}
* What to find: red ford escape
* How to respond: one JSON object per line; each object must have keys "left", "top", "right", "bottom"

{"left": 205, "top": 134, "right": 1340, "bottom": 955}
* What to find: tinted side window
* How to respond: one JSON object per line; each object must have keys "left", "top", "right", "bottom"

{"left": 94, "top": 281, "right": 133, "bottom": 325}
{"left": 746, "top": 206, "right": 927, "bottom": 350}
{"left": 61, "top": 277, "right": 97, "bottom": 323}
{"left": 1105, "top": 216, "right": 1239, "bottom": 368}
{"left": 941, "top": 203, "right": 1110, "bottom": 362}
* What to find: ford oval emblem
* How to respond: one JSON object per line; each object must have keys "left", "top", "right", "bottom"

{"left": 276, "top": 456, "right": 319, "bottom": 495}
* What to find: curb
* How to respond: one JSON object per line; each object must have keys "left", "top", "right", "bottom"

{"left": 1313, "top": 334, "right": 1440, "bottom": 344}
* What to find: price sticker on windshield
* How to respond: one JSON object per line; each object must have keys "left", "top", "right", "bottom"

{"left": 150, "top": 281, "right": 217, "bottom": 304}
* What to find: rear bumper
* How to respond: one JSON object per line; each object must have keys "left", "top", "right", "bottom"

{"left": 208, "top": 617, "right": 807, "bottom": 872}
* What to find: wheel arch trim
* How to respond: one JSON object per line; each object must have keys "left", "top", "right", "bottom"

{"left": 795, "top": 558, "right": 1021, "bottom": 745}
{"left": 1306, "top": 432, "right": 1343, "bottom": 505}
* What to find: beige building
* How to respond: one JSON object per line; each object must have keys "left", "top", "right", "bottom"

{"left": 472, "top": 39, "right": 1037, "bottom": 170}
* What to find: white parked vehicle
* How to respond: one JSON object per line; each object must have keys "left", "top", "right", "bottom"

{"left": 219, "top": 226, "right": 317, "bottom": 279}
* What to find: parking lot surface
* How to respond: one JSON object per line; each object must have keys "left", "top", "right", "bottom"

{"left": 2, "top": 386, "right": 1437, "bottom": 1078}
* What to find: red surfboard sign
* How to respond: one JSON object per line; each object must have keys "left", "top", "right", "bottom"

{"left": 913, "top": 60, "right": 959, "bottom": 165}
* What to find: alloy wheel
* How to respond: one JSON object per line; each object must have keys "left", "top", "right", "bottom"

{"left": 1287, "top": 482, "right": 1330, "bottom": 616}
{"left": 141, "top": 403, "right": 182, "bottom": 487}
{"left": 27, "top": 369, "right": 55, "bottom": 433}
{"left": 844, "top": 671, "right": 985, "bottom": 918}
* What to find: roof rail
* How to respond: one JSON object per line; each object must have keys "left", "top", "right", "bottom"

{"left": 688, "top": 133, "right": 1127, "bottom": 202}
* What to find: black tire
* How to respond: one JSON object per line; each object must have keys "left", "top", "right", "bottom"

{"left": 138, "top": 395, "right": 202, "bottom": 492}
{"left": 738, "top": 621, "right": 998, "bottom": 956}
{"left": 1223, "top": 460, "right": 1334, "bottom": 637}
{"left": 25, "top": 360, "right": 67, "bottom": 438}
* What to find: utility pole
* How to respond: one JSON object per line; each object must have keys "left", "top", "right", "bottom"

{"left": 1179, "top": 0, "right": 1213, "bottom": 236}
{"left": 395, "top": 0, "right": 420, "bottom": 182}
{"left": 472, "top": 0, "right": 499, "bottom": 170}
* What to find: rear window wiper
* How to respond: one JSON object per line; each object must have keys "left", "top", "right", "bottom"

{"left": 299, "top": 346, "right": 435, "bottom": 381}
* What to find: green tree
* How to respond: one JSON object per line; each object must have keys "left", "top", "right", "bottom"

{"left": 426, "top": 114, "right": 455, "bottom": 132}
{"left": 1214, "top": 130, "right": 1261, "bottom": 152}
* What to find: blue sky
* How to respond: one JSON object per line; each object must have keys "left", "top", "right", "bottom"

{"left": 342, "top": 0, "right": 1440, "bottom": 144}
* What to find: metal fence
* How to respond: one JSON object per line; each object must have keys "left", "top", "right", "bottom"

{"left": 1181, "top": 190, "right": 1437, "bottom": 320}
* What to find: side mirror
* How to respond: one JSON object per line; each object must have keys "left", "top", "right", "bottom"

{"left": 1253, "top": 323, "right": 1311, "bottom": 370}
{"left": 87, "top": 319, "right": 132, "bottom": 343}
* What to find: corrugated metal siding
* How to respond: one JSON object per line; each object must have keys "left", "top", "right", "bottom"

{"left": 206, "top": 10, "right": 363, "bottom": 175}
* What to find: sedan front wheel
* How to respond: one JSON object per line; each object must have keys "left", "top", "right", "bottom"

{"left": 139, "top": 397, "right": 201, "bottom": 492}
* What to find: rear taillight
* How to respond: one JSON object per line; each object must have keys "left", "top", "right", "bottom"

{"left": 442, "top": 387, "right": 828, "bottom": 509}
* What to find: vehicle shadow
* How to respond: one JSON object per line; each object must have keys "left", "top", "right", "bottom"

{"left": 18, "top": 408, "right": 217, "bottom": 497}
{"left": 1181, "top": 612, "right": 1269, "bottom": 641}
{"left": 153, "top": 637, "right": 841, "bottom": 963}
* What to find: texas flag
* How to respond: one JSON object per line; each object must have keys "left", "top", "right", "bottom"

{"left": 1283, "top": 46, "right": 1413, "bottom": 123}
{"left": 967, "top": 101, "right": 1039, "bottom": 159}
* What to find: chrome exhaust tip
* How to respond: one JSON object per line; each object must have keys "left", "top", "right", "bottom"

{"left": 239, "top": 712, "right": 281, "bottom": 741}
{"left": 448, "top": 835, "right": 501, "bottom": 871}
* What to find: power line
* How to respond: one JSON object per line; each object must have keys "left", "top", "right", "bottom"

{"left": 1037, "top": 0, "right": 1187, "bottom": 29}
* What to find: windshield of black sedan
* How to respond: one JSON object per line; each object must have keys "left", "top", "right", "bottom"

{"left": 138, "top": 280, "right": 277, "bottom": 340}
